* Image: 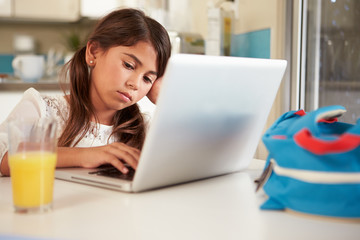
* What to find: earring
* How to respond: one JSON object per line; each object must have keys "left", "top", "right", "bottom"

{"left": 90, "top": 60, "right": 94, "bottom": 64}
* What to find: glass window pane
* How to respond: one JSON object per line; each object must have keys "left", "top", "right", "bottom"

{"left": 305, "top": 0, "right": 360, "bottom": 123}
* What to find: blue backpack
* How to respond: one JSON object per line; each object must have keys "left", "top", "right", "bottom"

{"left": 258, "top": 105, "right": 360, "bottom": 218}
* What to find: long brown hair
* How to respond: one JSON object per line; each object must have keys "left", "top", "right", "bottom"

{"left": 58, "top": 8, "right": 171, "bottom": 149}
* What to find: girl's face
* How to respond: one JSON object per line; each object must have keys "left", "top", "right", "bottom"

{"left": 88, "top": 41, "right": 158, "bottom": 120}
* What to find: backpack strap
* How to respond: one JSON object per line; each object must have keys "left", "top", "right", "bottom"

{"left": 291, "top": 105, "right": 360, "bottom": 155}
{"left": 294, "top": 128, "right": 360, "bottom": 154}
{"left": 287, "top": 105, "right": 346, "bottom": 136}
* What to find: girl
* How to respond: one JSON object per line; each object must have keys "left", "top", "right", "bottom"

{"left": 0, "top": 8, "right": 172, "bottom": 176}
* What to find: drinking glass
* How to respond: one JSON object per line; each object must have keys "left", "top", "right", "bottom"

{"left": 8, "top": 118, "right": 57, "bottom": 213}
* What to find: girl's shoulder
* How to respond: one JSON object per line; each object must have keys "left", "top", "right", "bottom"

{"left": 22, "top": 87, "right": 69, "bottom": 121}
{"left": 41, "top": 93, "right": 69, "bottom": 121}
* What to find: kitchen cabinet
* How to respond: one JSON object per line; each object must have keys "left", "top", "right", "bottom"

{"left": 81, "top": 0, "right": 122, "bottom": 19}
{"left": 13, "top": 0, "right": 80, "bottom": 21}
{"left": 81, "top": 0, "right": 169, "bottom": 19}
{"left": 0, "top": 0, "right": 12, "bottom": 17}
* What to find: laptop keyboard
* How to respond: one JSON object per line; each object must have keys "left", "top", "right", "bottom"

{"left": 88, "top": 166, "right": 135, "bottom": 181}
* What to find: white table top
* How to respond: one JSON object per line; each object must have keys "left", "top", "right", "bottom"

{"left": 0, "top": 159, "right": 359, "bottom": 240}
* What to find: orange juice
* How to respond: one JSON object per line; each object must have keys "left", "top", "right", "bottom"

{"left": 9, "top": 151, "right": 57, "bottom": 208}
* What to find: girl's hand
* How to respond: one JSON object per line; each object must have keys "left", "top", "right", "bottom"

{"left": 147, "top": 77, "right": 162, "bottom": 104}
{"left": 57, "top": 143, "right": 140, "bottom": 174}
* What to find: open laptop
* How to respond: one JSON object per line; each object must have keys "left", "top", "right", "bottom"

{"left": 55, "top": 54, "right": 287, "bottom": 193}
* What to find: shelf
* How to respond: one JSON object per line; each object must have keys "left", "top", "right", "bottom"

{"left": 0, "top": 78, "right": 62, "bottom": 91}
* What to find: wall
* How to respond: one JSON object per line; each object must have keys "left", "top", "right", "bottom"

{"left": 234, "top": 0, "right": 287, "bottom": 159}
{"left": 187, "top": 0, "right": 287, "bottom": 159}
{"left": 233, "top": 0, "right": 287, "bottom": 159}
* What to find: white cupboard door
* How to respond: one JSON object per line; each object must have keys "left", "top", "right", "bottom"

{"left": 0, "top": 0, "right": 12, "bottom": 17}
{"left": 81, "top": 0, "right": 120, "bottom": 19}
{"left": 14, "top": 0, "right": 80, "bottom": 21}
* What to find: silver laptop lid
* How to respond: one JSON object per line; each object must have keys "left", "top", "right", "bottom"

{"left": 132, "top": 54, "right": 287, "bottom": 192}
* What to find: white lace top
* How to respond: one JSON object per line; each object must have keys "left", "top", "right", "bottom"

{"left": 0, "top": 88, "right": 118, "bottom": 176}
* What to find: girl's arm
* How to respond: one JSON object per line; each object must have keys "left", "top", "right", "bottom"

{"left": 1, "top": 142, "right": 141, "bottom": 176}
{"left": 57, "top": 142, "right": 140, "bottom": 174}
{"left": 0, "top": 89, "right": 140, "bottom": 176}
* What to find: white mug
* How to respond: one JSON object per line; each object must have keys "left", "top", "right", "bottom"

{"left": 12, "top": 55, "right": 45, "bottom": 83}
